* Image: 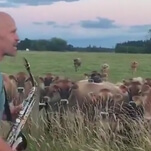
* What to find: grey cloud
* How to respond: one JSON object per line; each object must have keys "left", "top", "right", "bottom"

{"left": 54, "top": 23, "right": 74, "bottom": 28}
{"left": 33, "top": 21, "right": 56, "bottom": 26}
{"left": 0, "top": 0, "right": 80, "bottom": 7}
{"left": 33, "top": 21, "right": 73, "bottom": 28}
{"left": 46, "top": 21, "right": 56, "bottom": 25}
{"left": 129, "top": 24, "right": 151, "bottom": 32}
{"left": 33, "top": 22, "right": 44, "bottom": 25}
{"left": 0, "top": 1, "right": 19, "bottom": 7}
{"left": 80, "top": 17, "right": 120, "bottom": 29}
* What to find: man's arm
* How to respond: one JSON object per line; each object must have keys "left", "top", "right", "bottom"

{"left": 0, "top": 137, "right": 12, "bottom": 151}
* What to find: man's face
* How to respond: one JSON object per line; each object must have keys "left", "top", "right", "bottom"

{"left": 0, "top": 18, "right": 19, "bottom": 57}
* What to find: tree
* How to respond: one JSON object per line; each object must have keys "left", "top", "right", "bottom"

{"left": 17, "top": 38, "right": 31, "bottom": 50}
{"left": 49, "top": 37, "right": 67, "bottom": 51}
{"left": 148, "top": 29, "right": 151, "bottom": 40}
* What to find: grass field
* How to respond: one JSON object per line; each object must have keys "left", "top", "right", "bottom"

{"left": 2, "top": 51, "right": 151, "bottom": 151}
{"left": 1, "top": 51, "right": 151, "bottom": 83}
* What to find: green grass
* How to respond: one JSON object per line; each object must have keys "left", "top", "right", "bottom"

{"left": 2, "top": 51, "right": 151, "bottom": 151}
{"left": 1, "top": 51, "right": 151, "bottom": 83}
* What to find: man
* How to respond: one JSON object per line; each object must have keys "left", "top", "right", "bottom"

{"left": 0, "top": 11, "right": 21, "bottom": 151}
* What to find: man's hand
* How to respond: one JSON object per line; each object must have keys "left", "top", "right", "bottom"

{"left": 9, "top": 103, "right": 23, "bottom": 121}
{"left": 0, "top": 138, "right": 13, "bottom": 151}
{"left": 3, "top": 103, "right": 23, "bottom": 121}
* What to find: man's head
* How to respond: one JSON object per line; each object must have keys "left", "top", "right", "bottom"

{"left": 0, "top": 12, "right": 19, "bottom": 60}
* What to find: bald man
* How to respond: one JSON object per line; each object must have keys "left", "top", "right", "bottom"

{"left": 0, "top": 12, "right": 19, "bottom": 151}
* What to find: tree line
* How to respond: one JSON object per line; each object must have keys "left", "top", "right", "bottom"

{"left": 17, "top": 37, "right": 114, "bottom": 52}
{"left": 18, "top": 37, "right": 151, "bottom": 53}
{"left": 115, "top": 40, "right": 151, "bottom": 53}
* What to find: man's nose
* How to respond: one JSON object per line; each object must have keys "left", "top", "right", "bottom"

{"left": 15, "top": 33, "right": 20, "bottom": 42}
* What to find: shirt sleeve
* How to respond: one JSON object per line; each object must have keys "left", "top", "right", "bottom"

{"left": 0, "top": 74, "right": 5, "bottom": 121}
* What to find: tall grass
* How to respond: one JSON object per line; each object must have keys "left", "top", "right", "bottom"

{"left": 25, "top": 110, "right": 151, "bottom": 151}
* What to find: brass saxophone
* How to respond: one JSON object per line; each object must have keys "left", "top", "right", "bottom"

{"left": 6, "top": 58, "right": 37, "bottom": 151}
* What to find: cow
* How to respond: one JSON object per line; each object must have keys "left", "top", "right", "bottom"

{"left": 73, "top": 58, "right": 81, "bottom": 72}
{"left": 36, "top": 74, "right": 60, "bottom": 110}
{"left": 38, "top": 73, "right": 57, "bottom": 87}
{"left": 144, "top": 78, "right": 151, "bottom": 87}
{"left": 41, "top": 78, "right": 130, "bottom": 117}
{"left": 131, "top": 61, "right": 139, "bottom": 75}
{"left": 100, "top": 63, "right": 109, "bottom": 81}
{"left": 120, "top": 77, "right": 147, "bottom": 103}
{"left": 132, "top": 84, "right": 151, "bottom": 121}
{"left": 9, "top": 72, "right": 32, "bottom": 105}
{"left": 2, "top": 72, "right": 18, "bottom": 105}
{"left": 101, "top": 63, "right": 109, "bottom": 74}
{"left": 84, "top": 71, "right": 102, "bottom": 83}
{"left": 42, "top": 78, "right": 142, "bottom": 133}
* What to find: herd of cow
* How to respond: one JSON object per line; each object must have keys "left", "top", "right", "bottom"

{"left": 2, "top": 59, "right": 151, "bottom": 135}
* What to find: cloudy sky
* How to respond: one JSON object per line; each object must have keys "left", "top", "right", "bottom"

{"left": 0, "top": 0, "right": 151, "bottom": 48}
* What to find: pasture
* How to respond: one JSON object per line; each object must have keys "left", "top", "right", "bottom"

{"left": 2, "top": 51, "right": 151, "bottom": 151}
{"left": 1, "top": 51, "right": 151, "bottom": 82}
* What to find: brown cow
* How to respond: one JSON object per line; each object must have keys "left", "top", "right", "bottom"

{"left": 131, "top": 61, "right": 138, "bottom": 75}
{"left": 38, "top": 73, "right": 57, "bottom": 87}
{"left": 42, "top": 78, "right": 139, "bottom": 133}
{"left": 122, "top": 77, "right": 144, "bottom": 94}
{"left": 37, "top": 74, "right": 60, "bottom": 108}
{"left": 42, "top": 79, "right": 130, "bottom": 114}
{"left": 84, "top": 71, "right": 102, "bottom": 83}
{"left": 73, "top": 58, "right": 81, "bottom": 72}
{"left": 100, "top": 63, "right": 109, "bottom": 81}
{"left": 2, "top": 72, "right": 18, "bottom": 105}
{"left": 9, "top": 72, "right": 32, "bottom": 104}
{"left": 144, "top": 78, "right": 151, "bottom": 87}
{"left": 101, "top": 63, "right": 109, "bottom": 74}
{"left": 131, "top": 84, "right": 151, "bottom": 120}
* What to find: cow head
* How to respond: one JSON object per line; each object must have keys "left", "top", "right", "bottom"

{"left": 122, "top": 78, "right": 145, "bottom": 100}
{"left": 144, "top": 78, "right": 151, "bottom": 87}
{"left": 42, "top": 79, "right": 78, "bottom": 105}
{"left": 9, "top": 72, "right": 31, "bottom": 93}
{"left": 88, "top": 89, "right": 125, "bottom": 120}
{"left": 39, "top": 73, "right": 56, "bottom": 87}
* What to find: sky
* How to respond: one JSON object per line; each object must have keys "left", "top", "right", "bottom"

{"left": 0, "top": 0, "right": 151, "bottom": 48}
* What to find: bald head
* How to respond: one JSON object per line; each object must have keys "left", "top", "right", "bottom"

{"left": 0, "top": 12, "right": 15, "bottom": 30}
{"left": 0, "top": 12, "right": 19, "bottom": 59}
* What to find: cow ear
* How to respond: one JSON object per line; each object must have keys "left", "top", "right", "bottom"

{"left": 9, "top": 75, "right": 17, "bottom": 82}
{"left": 39, "top": 77, "right": 44, "bottom": 82}
{"left": 84, "top": 73, "right": 88, "bottom": 76}
{"left": 72, "top": 83, "right": 78, "bottom": 89}
{"left": 52, "top": 76, "right": 59, "bottom": 82}
{"left": 53, "top": 84, "right": 60, "bottom": 92}
{"left": 141, "top": 84, "right": 150, "bottom": 94}
{"left": 113, "top": 94, "right": 123, "bottom": 102}
{"left": 119, "top": 85, "right": 128, "bottom": 93}
{"left": 84, "top": 73, "right": 89, "bottom": 79}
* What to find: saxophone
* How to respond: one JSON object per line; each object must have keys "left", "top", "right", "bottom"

{"left": 6, "top": 58, "right": 37, "bottom": 151}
